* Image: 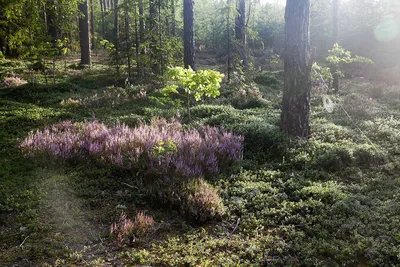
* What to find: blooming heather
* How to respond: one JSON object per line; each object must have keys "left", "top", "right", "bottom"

{"left": 20, "top": 119, "right": 243, "bottom": 178}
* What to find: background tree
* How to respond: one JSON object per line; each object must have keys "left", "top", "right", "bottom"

{"left": 235, "top": 0, "right": 246, "bottom": 68}
{"left": 281, "top": 0, "right": 312, "bottom": 138}
{"left": 46, "top": 0, "right": 58, "bottom": 46}
{"left": 332, "top": 0, "right": 339, "bottom": 93}
{"left": 79, "top": 0, "right": 91, "bottom": 65}
{"left": 184, "top": 0, "right": 195, "bottom": 69}
{"left": 114, "top": 0, "right": 120, "bottom": 74}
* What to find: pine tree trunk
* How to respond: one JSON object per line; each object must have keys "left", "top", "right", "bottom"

{"left": 171, "top": 0, "right": 176, "bottom": 36}
{"left": 114, "top": 0, "right": 120, "bottom": 75}
{"left": 90, "top": 0, "right": 95, "bottom": 50}
{"left": 79, "top": 0, "right": 91, "bottom": 65}
{"left": 235, "top": 0, "right": 246, "bottom": 68}
{"left": 184, "top": 0, "right": 195, "bottom": 70}
{"left": 227, "top": 0, "right": 232, "bottom": 82}
{"left": 100, "top": 0, "right": 106, "bottom": 39}
{"left": 139, "top": 0, "right": 145, "bottom": 44}
{"left": 332, "top": 0, "right": 339, "bottom": 93}
{"left": 149, "top": 0, "right": 159, "bottom": 73}
{"left": 280, "top": 0, "right": 311, "bottom": 138}
{"left": 124, "top": 2, "right": 131, "bottom": 79}
{"left": 235, "top": 0, "right": 245, "bottom": 43}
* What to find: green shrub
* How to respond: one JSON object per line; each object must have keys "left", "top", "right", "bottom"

{"left": 253, "top": 71, "right": 281, "bottom": 88}
{"left": 180, "top": 178, "right": 225, "bottom": 224}
{"left": 342, "top": 93, "right": 376, "bottom": 120}
{"left": 110, "top": 211, "right": 155, "bottom": 246}
{"left": 299, "top": 181, "right": 346, "bottom": 204}
{"left": 190, "top": 104, "right": 234, "bottom": 119}
{"left": 156, "top": 177, "right": 225, "bottom": 224}
{"left": 353, "top": 144, "right": 387, "bottom": 167}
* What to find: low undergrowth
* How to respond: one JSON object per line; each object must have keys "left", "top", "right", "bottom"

{"left": 1, "top": 61, "right": 400, "bottom": 266}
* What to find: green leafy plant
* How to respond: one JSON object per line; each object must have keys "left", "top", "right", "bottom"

{"left": 326, "top": 44, "right": 373, "bottom": 77}
{"left": 161, "top": 67, "right": 224, "bottom": 119}
{"left": 313, "top": 44, "right": 374, "bottom": 89}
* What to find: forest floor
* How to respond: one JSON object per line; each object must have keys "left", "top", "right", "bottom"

{"left": 0, "top": 56, "right": 400, "bottom": 266}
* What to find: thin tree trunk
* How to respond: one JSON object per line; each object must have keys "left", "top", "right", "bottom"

{"left": 171, "top": 0, "right": 176, "bottom": 36}
{"left": 332, "top": 0, "right": 339, "bottom": 93}
{"left": 227, "top": 0, "right": 232, "bottom": 82}
{"left": 280, "top": 0, "right": 311, "bottom": 138}
{"left": 184, "top": 0, "right": 195, "bottom": 69}
{"left": 235, "top": 0, "right": 246, "bottom": 68}
{"left": 90, "top": 0, "right": 95, "bottom": 50}
{"left": 149, "top": 0, "right": 159, "bottom": 73}
{"left": 79, "top": 0, "right": 91, "bottom": 65}
{"left": 139, "top": 0, "right": 145, "bottom": 44}
{"left": 114, "top": 0, "right": 120, "bottom": 75}
{"left": 125, "top": 1, "right": 131, "bottom": 79}
{"left": 235, "top": 0, "right": 245, "bottom": 43}
{"left": 134, "top": 1, "right": 140, "bottom": 74}
{"left": 100, "top": 0, "right": 106, "bottom": 38}
{"left": 158, "top": 0, "right": 164, "bottom": 75}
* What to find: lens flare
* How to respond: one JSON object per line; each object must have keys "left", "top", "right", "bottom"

{"left": 374, "top": 17, "right": 399, "bottom": 42}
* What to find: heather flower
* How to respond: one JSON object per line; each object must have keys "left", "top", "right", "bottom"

{"left": 20, "top": 118, "right": 243, "bottom": 179}
{"left": 110, "top": 211, "right": 155, "bottom": 246}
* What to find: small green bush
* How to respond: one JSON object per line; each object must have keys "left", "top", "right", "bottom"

{"left": 180, "top": 178, "right": 225, "bottom": 224}
{"left": 342, "top": 93, "right": 376, "bottom": 120}
{"left": 110, "top": 211, "right": 155, "bottom": 246}
{"left": 190, "top": 104, "right": 234, "bottom": 119}
{"left": 253, "top": 71, "right": 281, "bottom": 88}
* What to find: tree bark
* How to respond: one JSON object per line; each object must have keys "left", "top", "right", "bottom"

{"left": 100, "top": 0, "right": 106, "bottom": 38}
{"left": 79, "top": 0, "right": 91, "bottom": 65}
{"left": 235, "top": 0, "right": 245, "bottom": 43}
{"left": 171, "top": 0, "right": 176, "bottom": 36}
{"left": 139, "top": 0, "right": 145, "bottom": 44}
{"left": 134, "top": 1, "right": 140, "bottom": 73}
{"left": 114, "top": 0, "right": 120, "bottom": 74}
{"left": 235, "top": 0, "right": 246, "bottom": 69}
{"left": 124, "top": 1, "right": 131, "bottom": 78}
{"left": 184, "top": 0, "right": 195, "bottom": 70}
{"left": 332, "top": 0, "right": 339, "bottom": 93}
{"left": 281, "top": 0, "right": 311, "bottom": 138}
{"left": 90, "top": 0, "right": 95, "bottom": 50}
{"left": 227, "top": 0, "right": 232, "bottom": 82}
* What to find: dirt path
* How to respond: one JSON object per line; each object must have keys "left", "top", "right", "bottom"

{"left": 6, "top": 169, "right": 124, "bottom": 266}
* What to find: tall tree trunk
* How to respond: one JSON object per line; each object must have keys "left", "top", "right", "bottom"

{"left": 124, "top": 1, "right": 131, "bottom": 79}
{"left": 235, "top": 0, "right": 245, "bottom": 42}
{"left": 171, "top": 0, "right": 176, "bottom": 36}
{"left": 235, "top": 0, "right": 246, "bottom": 69}
{"left": 332, "top": 0, "right": 339, "bottom": 93}
{"left": 184, "top": 0, "right": 195, "bottom": 69}
{"left": 139, "top": 0, "right": 145, "bottom": 44}
{"left": 134, "top": 1, "right": 140, "bottom": 74}
{"left": 46, "top": 0, "right": 58, "bottom": 46}
{"left": 100, "top": 0, "right": 106, "bottom": 38}
{"left": 79, "top": 0, "right": 91, "bottom": 65}
{"left": 149, "top": 0, "right": 159, "bottom": 73}
{"left": 227, "top": 0, "right": 232, "bottom": 82}
{"left": 158, "top": 0, "right": 164, "bottom": 75}
{"left": 90, "top": 0, "right": 95, "bottom": 50}
{"left": 281, "top": 0, "right": 311, "bottom": 138}
{"left": 114, "top": 0, "right": 120, "bottom": 75}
